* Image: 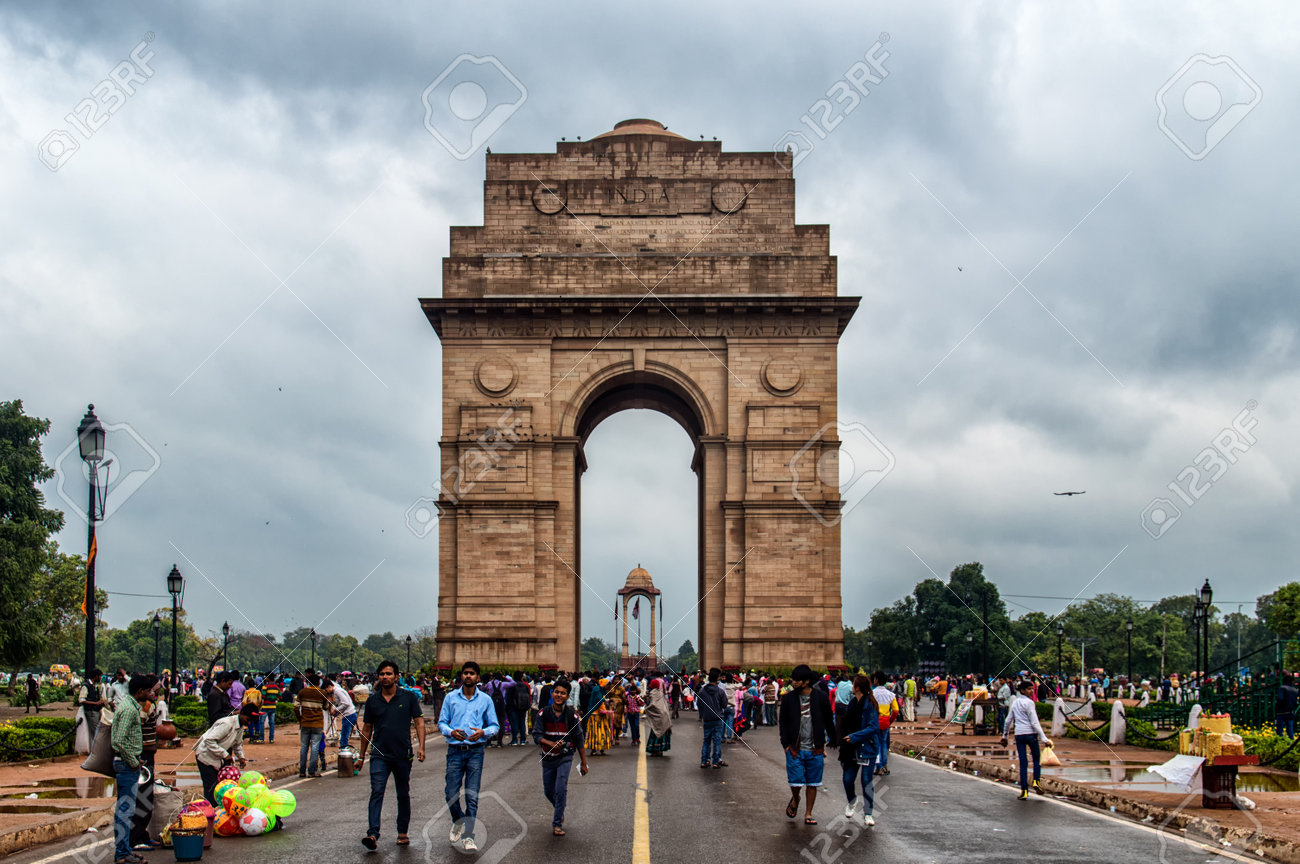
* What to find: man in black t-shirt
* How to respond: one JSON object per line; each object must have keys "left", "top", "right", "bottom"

{"left": 357, "top": 660, "right": 425, "bottom": 849}
{"left": 533, "top": 680, "right": 588, "bottom": 835}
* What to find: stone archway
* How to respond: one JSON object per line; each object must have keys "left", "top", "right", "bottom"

{"left": 421, "top": 119, "right": 858, "bottom": 671}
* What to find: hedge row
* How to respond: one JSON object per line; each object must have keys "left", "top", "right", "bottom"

{"left": 0, "top": 717, "right": 77, "bottom": 762}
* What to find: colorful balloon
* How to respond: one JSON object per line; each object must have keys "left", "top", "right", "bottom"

{"left": 239, "top": 808, "right": 269, "bottom": 836}
{"left": 213, "top": 780, "right": 236, "bottom": 802}
{"left": 214, "top": 810, "right": 241, "bottom": 837}
{"left": 248, "top": 785, "right": 272, "bottom": 810}
{"left": 262, "top": 812, "right": 278, "bottom": 834}
{"left": 267, "top": 788, "right": 297, "bottom": 818}
{"left": 217, "top": 765, "right": 242, "bottom": 783}
{"left": 237, "top": 770, "right": 266, "bottom": 788}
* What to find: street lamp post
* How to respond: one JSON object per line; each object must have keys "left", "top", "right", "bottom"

{"left": 310, "top": 629, "right": 317, "bottom": 671}
{"left": 966, "top": 631, "right": 974, "bottom": 675}
{"left": 1126, "top": 618, "right": 1133, "bottom": 682}
{"left": 1056, "top": 622, "right": 1064, "bottom": 685}
{"left": 1199, "top": 579, "right": 1213, "bottom": 691}
{"left": 406, "top": 635, "right": 413, "bottom": 675}
{"left": 167, "top": 565, "right": 182, "bottom": 690}
{"left": 76, "top": 405, "right": 106, "bottom": 685}
{"left": 152, "top": 614, "right": 161, "bottom": 676}
{"left": 222, "top": 621, "right": 230, "bottom": 673}
{"left": 866, "top": 638, "right": 873, "bottom": 672}
{"left": 1191, "top": 603, "right": 1203, "bottom": 688}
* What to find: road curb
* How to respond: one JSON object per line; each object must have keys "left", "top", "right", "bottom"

{"left": 892, "top": 742, "right": 1296, "bottom": 863}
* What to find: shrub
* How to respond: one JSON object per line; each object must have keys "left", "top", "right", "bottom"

{"left": 0, "top": 718, "right": 76, "bottom": 762}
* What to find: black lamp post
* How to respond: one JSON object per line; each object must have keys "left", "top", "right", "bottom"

{"left": 222, "top": 621, "right": 230, "bottom": 671}
{"left": 310, "top": 628, "right": 317, "bottom": 670}
{"left": 866, "top": 638, "right": 873, "bottom": 673}
{"left": 152, "top": 613, "right": 161, "bottom": 676}
{"left": 1125, "top": 618, "right": 1133, "bottom": 682}
{"left": 76, "top": 405, "right": 106, "bottom": 685}
{"left": 406, "top": 635, "right": 413, "bottom": 675}
{"left": 1200, "top": 579, "right": 1213, "bottom": 687}
{"left": 167, "top": 565, "right": 183, "bottom": 688}
{"left": 1191, "top": 602, "right": 1203, "bottom": 687}
{"left": 966, "top": 631, "right": 974, "bottom": 675}
{"left": 1056, "top": 622, "right": 1064, "bottom": 683}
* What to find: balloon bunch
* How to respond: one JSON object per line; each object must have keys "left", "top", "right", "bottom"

{"left": 210, "top": 770, "right": 297, "bottom": 837}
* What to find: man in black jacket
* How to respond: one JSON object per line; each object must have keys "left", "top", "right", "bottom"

{"left": 206, "top": 673, "right": 234, "bottom": 725}
{"left": 697, "top": 668, "right": 729, "bottom": 769}
{"left": 779, "top": 664, "right": 838, "bottom": 825}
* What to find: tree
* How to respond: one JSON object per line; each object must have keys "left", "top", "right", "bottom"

{"left": 35, "top": 545, "right": 108, "bottom": 669}
{"left": 1261, "top": 582, "right": 1300, "bottom": 640}
{"left": 579, "top": 637, "right": 618, "bottom": 672}
{"left": 0, "top": 401, "right": 66, "bottom": 691}
{"left": 667, "top": 639, "right": 697, "bottom": 673}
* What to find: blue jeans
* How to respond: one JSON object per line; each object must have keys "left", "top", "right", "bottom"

{"left": 627, "top": 714, "right": 641, "bottom": 742}
{"left": 722, "top": 708, "right": 735, "bottom": 741}
{"left": 300, "top": 728, "right": 323, "bottom": 774}
{"left": 367, "top": 756, "right": 412, "bottom": 838}
{"left": 1015, "top": 734, "right": 1041, "bottom": 789}
{"left": 1277, "top": 714, "right": 1295, "bottom": 738}
{"left": 508, "top": 708, "right": 527, "bottom": 744}
{"left": 701, "top": 721, "right": 723, "bottom": 765}
{"left": 785, "top": 749, "right": 824, "bottom": 787}
{"left": 249, "top": 713, "right": 264, "bottom": 741}
{"left": 112, "top": 758, "right": 140, "bottom": 860}
{"left": 264, "top": 709, "right": 276, "bottom": 742}
{"left": 875, "top": 728, "right": 890, "bottom": 770}
{"left": 765, "top": 704, "right": 777, "bottom": 726}
{"left": 842, "top": 762, "right": 875, "bottom": 815}
{"left": 340, "top": 714, "right": 357, "bottom": 748}
{"left": 445, "top": 745, "right": 485, "bottom": 837}
{"left": 541, "top": 754, "right": 573, "bottom": 827}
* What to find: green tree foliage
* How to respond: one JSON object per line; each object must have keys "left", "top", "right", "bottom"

{"left": 0, "top": 401, "right": 66, "bottom": 689}
{"left": 1261, "top": 582, "right": 1300, "bottom": 639}
{"left": 579, "top": 636, "right": 618, "bottom": 672}
{"left": 34, "top": 546, "right": 108, "bottom": 670}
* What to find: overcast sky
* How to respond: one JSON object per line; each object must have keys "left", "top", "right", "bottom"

{"left": 4, "top": 2, "right": 1297, "bottom": 660}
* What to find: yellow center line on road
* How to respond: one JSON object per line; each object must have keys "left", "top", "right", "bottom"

{"left": 633, "top": 741, "right": 650, "bottom": 864}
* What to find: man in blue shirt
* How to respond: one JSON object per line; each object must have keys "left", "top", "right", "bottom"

{"left": 437, "top": 661, "right": 499, "bottom": 853}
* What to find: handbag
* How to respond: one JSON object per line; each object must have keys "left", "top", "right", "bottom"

{"left": 81, "top": 721, "right": 115, "bottom": 777}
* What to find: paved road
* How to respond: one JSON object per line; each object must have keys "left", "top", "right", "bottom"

{"left": 13, "top": 720, "right": 1255, "bottom": 864}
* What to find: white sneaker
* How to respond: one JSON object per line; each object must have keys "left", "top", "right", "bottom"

{"left": 449, "top": 821, "right": 464, "bottom": 843}
{"left": 864, "top": 814, "right": 876, "bottom": 828}
{"left": 844, "top": 800, "right": 857, "bottom": 818}
{"left": 461, "top": 837, "right": 478, "bottom": 853}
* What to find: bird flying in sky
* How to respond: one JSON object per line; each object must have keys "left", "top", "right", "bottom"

{"left": 1053, "top": 491, "right": 1086, "bottom": 496}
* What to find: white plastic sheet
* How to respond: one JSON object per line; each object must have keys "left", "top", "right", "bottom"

{"left": 1147, "top": 754, "right": 1204, "bottom": 790}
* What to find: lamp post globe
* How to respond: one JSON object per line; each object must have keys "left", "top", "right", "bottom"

{"left": 77, "top": 405, "right": 106, "bottom": 686}
{"left": 167, "top": 565, "right": 183, "bottom": 690}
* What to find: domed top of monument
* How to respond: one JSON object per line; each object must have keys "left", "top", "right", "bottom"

{"left": 592, "top": 118, "right": 686, "bottom": 140}
{"left": 618, "top": 563, "right": 661, "bottom": 595}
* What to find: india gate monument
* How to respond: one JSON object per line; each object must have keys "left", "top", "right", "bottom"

{"left": 421, "top": 119, "right": 859, "bottom": 672}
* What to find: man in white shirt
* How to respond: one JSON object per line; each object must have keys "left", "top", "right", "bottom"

{"left": 1000, "top": 680, "right": 1051, "bottom": 799}
{"left": 196, "top": 704, "right": 254, "bottom": 805}
{"left": 996, "top": 677, "right": 1014, "bottom": 733}
{"left": 324, "top": 677, "right": 359, "bottom": 748}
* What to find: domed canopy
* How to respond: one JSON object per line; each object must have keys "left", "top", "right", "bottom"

{"left": 618, "top": 563, "right": 661, "bottom": 595}
{"left": 592, "top": 119, "right": 686, "bottom": 141}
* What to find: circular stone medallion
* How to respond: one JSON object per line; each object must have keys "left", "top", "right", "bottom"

{"left": 532, "top": 182, "right": 566, "bottom": 215}
{"left": 475, "top": 355, "right": 518, "bottom": 396}
{"left": 762, "top": 357, "right": 803, "bottom": 396}
{"left": 711, "top": 181, "right": 748, "bottom": 214}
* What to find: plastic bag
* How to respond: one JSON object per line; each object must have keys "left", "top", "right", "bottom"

{"left": 1040, "top": 744, "right": 1061, "bottom": 767}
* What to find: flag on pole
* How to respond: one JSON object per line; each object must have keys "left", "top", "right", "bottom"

{"left": 633, "top": 597, "right": 640, "bottom": 619}
{"left": 81, "top": 535, "right": 97, "bottom": 617}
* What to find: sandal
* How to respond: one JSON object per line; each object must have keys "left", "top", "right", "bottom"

{"left": 553, "top": 827, "right": 566, "bottom": 836}
{"left": 396, "top": 835, "right": 410, "bottom": 846}
{"left": 785, "top": 797, "right": 799, "bottom": 819}
{"left": 804, "top": 817, "right": 818, "bottom": 825}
